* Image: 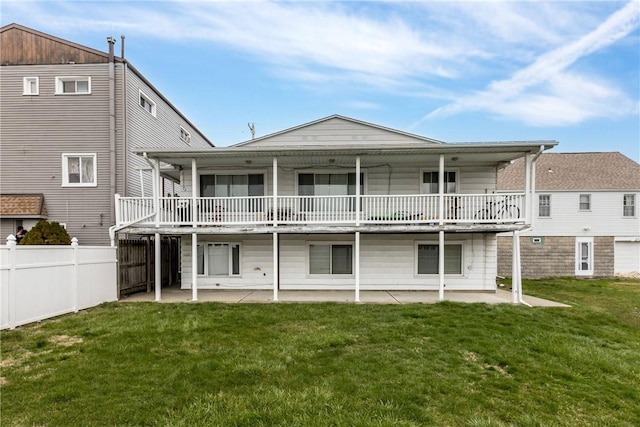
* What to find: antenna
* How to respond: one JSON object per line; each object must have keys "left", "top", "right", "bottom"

{"left": 248, "top": 122, "right": 255, "bottom": 139}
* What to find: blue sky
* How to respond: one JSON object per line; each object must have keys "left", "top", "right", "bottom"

{"left": 3, "top": 1, "right": 639, "bottom": 161}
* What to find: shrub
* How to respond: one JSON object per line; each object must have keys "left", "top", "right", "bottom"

{"left": 20, "top": 220, "right": 72, "bottom": 245}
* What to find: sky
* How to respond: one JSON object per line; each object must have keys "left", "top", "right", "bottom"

{"left": 2, "top": 1, "right": 639, "bottom": 161}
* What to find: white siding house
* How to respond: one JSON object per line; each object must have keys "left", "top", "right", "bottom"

{"left": 114, "top": 115, "right": 557, "bottom": 300}
{"left": 497, "top": 153, "right": 640, "bottom": 278}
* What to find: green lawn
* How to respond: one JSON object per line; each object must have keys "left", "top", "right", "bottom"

{"left": 2, "top": 278, "right": 639, "bottom": 426}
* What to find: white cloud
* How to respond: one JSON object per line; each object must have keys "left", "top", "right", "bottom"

{"left": 420, "top": 0, "right": 640, "bottom": 126}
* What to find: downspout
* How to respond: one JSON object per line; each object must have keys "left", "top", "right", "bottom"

{"left": 107, "top": 37, "right": 117, "bottom": 229}
{"left": 121, "top": 35, "right": 128, "bottom": 196}
{"left": 514, "top": 145, "right": 544, "bottom": 306}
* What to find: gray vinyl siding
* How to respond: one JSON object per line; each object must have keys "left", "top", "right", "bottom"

{"left": 124, "top": 69, "right": 212, "bottom": 198}
{"left": 0, "top": 64, "right": 120, "bottom": 245}
{"left": 242, "top": 117, "right": 440, "bottom": 146}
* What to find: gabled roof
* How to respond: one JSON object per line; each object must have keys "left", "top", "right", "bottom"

{"left": 0, "top": 194, "right": 48, "bottom": 218}
{"left": 233, "top": 115, "right": 446, "bottom": 147}
{"left": 498, "top": 152, "right": 640, "bottom": 191}
{"left": 0, "top": 23, "right": 121, "bottom": 65}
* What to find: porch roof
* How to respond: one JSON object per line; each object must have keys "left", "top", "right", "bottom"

{"left": 134, "top": 140, "right": 558, "bottom": 170}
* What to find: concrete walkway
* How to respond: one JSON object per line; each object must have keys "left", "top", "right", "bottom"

{"left": 120, "top": 288, "right": 569, "bottom": 307}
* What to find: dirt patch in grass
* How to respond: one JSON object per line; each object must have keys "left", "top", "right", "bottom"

{"left": 49, "top": 335, "right": 83, "bottom": 347}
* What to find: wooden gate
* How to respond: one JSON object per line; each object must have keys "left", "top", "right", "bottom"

{"left": 118, "top": 236, "right": 180, "bottom": 297}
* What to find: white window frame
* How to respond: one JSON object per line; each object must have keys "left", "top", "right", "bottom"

{"left": 415, "top": 241, "right": 464, "bottom": 276}
{"left": 55, "top": 76, "right": 91, "bottom": 94}
{"left": 23, "top": 77, "right": 39, "bottom": 95}
{"left": 538, "top": 194, "right": 551, "bottom": 217}
{"left": 197, "top": 242, "right": 242, "bottom": 277}
{"left": 306, "top": 242, "right": 354, "bottom": 276}
{"left": 180, "top": 126, "right": 191, "bottom": 144}
{"left": 62, "top": 153, "right": 97, "bottom": 187}
{"left": 575, "top": 237, "right": 594, "bottom": 276}
{"left": 419, "top": 169, "right": 458, "bottom": 194}
{"left": 579, "top": 194, "right": 591, "bottom": 211}
{"left": 623, "top": 194, "right": 636, "bottom": 217}
{"left": 139, "top": 90, "right": 157, "bottom": 117}
{"left": 295, "top": 170, "right": 367, "bottom": 196}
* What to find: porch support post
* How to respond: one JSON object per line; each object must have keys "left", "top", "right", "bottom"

{"left": 272, "top": 157, "right": 278, "bottom": 227}
{"left": 192, "top": 158, "right": 198, "bottom": 227}
{"left": 273, "top": 232, "right": 279, "bottom": 301}
{"left": 355, "top": 231, "right": 360, "bottom": 302}
{"left": 192, "top": 233, "right": 198, "bottom": 301}
{"left": 154, "top": 160, "right": 161, "bottom": 228}
{"left": 438, "top": 230, "right": 445, "bottom": 301}
{"left": 512, "top": 231, "right": 519, "bottom": 304}
{"left": 355, "top": 155, "right": 361, "bottom": 226}
{"left": 154, "top": 232, "right": 161, "bottom": 301}
{"left": 438, "top": 155, "right": 444, "bottom": 225}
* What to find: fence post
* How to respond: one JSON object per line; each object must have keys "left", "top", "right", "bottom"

{"left": 72, "top": 237, "right": 79, "bottom": 312}
{"left": 6, "top": 235, "right": 17, "bottom": 329}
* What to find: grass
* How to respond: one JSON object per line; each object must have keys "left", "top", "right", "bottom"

{"left": 1, "top": 278, "right": 639, "bottom": 426}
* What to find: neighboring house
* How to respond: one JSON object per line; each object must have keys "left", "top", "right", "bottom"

{"left": 114, "top": 115, "right": 557, "bottom": 300}
{"left": 0, "top": 23, "right": 213, "bottom": 245}
{"left": 497, "top": 152, "right": 640, "bottom": 278}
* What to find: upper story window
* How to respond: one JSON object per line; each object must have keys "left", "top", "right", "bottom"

{"left": 416, "top": 243, "right": 463, "bottom": 275}
{"left": 538, "top": 194, "right": 551, "bottom": 217}
{"left": 23, "top": 77, "right": 39, "bottom": 95}
{"left": 200, "top": 174, "right": 264, "bottom": 197}
{"left": 139, "top": 90, "right": 156, "bottom": 116}
{"left": 55, "top": 76, "right": 91, "bottom": 94}
{"left": 62, "top": 154, "right": 97, "bottom": 187}
{"left": 623, "top": 194, "right": 636, "bottom": 217}
{"left": 422, "top": 171, "right": 457, "bottom": 194}
{"left": 579, "top": 194, "right": 591, "bottom": 211}
{"left": 180, "top": 126, "right": 191, "bottom": 144}
{"left": 298, "top": 173, "right": 364, "bottom": 196}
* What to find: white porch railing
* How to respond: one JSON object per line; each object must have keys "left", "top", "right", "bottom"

{"left": 115, "top": 193, "right": 525, "bottom": 227}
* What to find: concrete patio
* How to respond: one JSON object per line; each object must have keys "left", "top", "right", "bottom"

{"left": 120, "top": 288, "right": 570, "bottom": 307}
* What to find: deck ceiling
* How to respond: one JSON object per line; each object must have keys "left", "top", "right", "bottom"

{"left": 136, "top": 141, "right": 558, "bottom": 171}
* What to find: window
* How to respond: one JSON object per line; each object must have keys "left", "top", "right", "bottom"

{"left": 55, "top": 76, "right": 90, "bottom": 94}
{"left": 180, "top": 126, "right": 191, "bottom": 144}
{"left": 197, "top": 243, "right": 241, "bottom": 276}
{"left": 623, "top": 194, "right": 636, "bottom": 217}
{"left": 298, "top": 172, "right": 364, "bottom": 211}
{"left": 538, "top": 194, "right": 551, "bottom": 217}
{"left": 416, "top": 244, "right": 462, "bottom": 275}
{"left": 200, "top": 174, "right": 264, "bottom": 198}
{"left": 23, "top": 77, "right": 39, "bottom": 95}
{"left": 579, "top": 194, "right": 591, "bottom": 211}
{"left": 421, "top": 171, "right": 457, "bottom": 194}
{"left": 62, "top": 154, "right": 96, "bottom": 187}
{"left": 139, "top": 90, "right": 156, "bottom": 116}
{"left": 308, "top": 243, "right": 353, "bottom": 275}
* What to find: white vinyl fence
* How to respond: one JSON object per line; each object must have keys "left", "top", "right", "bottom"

{"left": 1, "top": 236, "right": 118, "bottom": 330}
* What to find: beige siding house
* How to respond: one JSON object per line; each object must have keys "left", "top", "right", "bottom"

{"left": 0, "top": 24, "right": 213, "bottom": 245}
{"left": 114, "top": 115, "right": 557, "bottom": 300}
{"left": 497, "top": 153, "right": 640, "bottom": 278}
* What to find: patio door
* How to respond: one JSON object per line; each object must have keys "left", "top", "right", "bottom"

{"left": 575, "top": 237, "right": 594, "bottom": 276}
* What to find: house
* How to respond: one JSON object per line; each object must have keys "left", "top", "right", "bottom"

{"left": 0, "top": 23, "right": 213, "bottom": 245}
{"left": 113, "top": 115, "right": 557, "bottom": 301}
{"left": 497, "top": 152, "right": 640, "bottom": 278}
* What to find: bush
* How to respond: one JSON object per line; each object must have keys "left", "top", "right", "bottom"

{"left": 20, "top": 220, "right": 72, "bottom": 245}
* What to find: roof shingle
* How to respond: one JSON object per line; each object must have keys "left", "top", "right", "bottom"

{"left": 497, "top": 152, "right": 640, "bottom": 191}
{"left": 0, "top": 194, "right": 48, "bottom": 218}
